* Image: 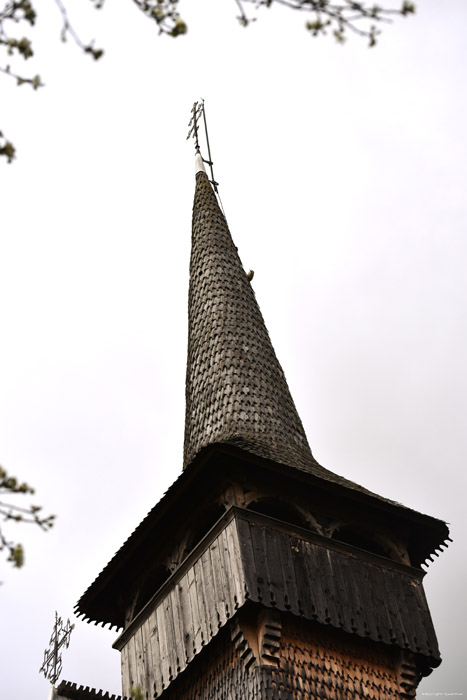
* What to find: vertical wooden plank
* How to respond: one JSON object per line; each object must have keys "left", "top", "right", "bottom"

{"left": 366, "top": 561, "right": 391, "bottom": 644}
{"left": 287, "top": 533, "right": 310, "bottom": 617}
{"left": 347, "top": 557, "right": 366, "bottom": 638}
{"left": 149, "top": 607, "right": 162, "bottom": 697}
{"left": 177, "top": 569, "right": 195, "bottom": 665}
{"left": 235, "top": 516, "right": 258, "bottom": 603}
{"left": 132, "top": 629, "right": 141, "bottom": 693}
{"left": 413, "top": 576, "right": 438, "bottom": 654}
{"left": 263, "top": 526, "right": 287, "bottom": 610}
{"left": 276, "top": 529, "right": 301, "bottom": 615}
{"left": 320, "top": 546, "right": 341, "bottom": 627}
{"left": 120, "top": 644, "right": 130, "bottom": 698}
{"left": 216, "top": 526, "right": 231, "bottom": 616}
{"left": 215, "top": 528, "right": 230, "bottom": 618}
{"left": 186, "top": 564, "right": 203, "bottom": 656}
{"left": 404, "top": 573, "right": 429, "bottom": 650}
{"left": 200, "top": 547, "right": 217, "bottom": 640}
{"left": 302, "top": 540, "right": 326, "bottom": 622}
{"left": 155, "top": 604, "right": 169, "bottom": 691}
{"left": 162, "top": 592, "right": 178, "bottom": 683}
{"left": 226, "top": 516, "right": 246, "bottom": 609}
{"left": 135, "top": 626, "right": 145, "bottom": 689}
{"left": 379, "top": 567, "right": 403, "bottom": 646}
{"left": 192, "top": 556, "right": 210, "bottom": 647}
{"left": 208, "top": 533, "right": 227, "bottom": 629}
{"left": 124, "top": 637, "right": 138, "bottom": 697}
{"left": 341, "top": 554, "right": 365, "bottom": 637}
{"left": 139, "top": 620, "right": 152, "bottom": 698}
{"left": 249, "top": 522, "right": 269, "bottom": 603}
{"left": 407, "top": 576, "right": 432, "bottom": 652}
{"left": 333, "top": 548, "right": 354, "bottom": 632}
{"left": 350, "top": 556, "right": 375, "bottom": 639}
{"left": 218, "top": 526, "right": 236, "bottom": 619}
{"left": 364, "top": 561, "right": 394, "bottom": 643}
{"left": 385, "top": 568, "right": 415, "bottom": 649}
{"left": 169, "top": 585, "right": 185, "bottom": 676}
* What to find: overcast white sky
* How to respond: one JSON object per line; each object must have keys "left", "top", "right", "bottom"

{"left": 1, "top": 0, "right": 466, "bottom": 697}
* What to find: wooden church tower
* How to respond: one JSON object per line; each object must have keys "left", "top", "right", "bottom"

{"left": 74, "top": 132, "right": 449, "bottom": 699}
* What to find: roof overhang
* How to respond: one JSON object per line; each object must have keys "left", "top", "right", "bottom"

{"left": 75, "top": 443, "right": 449, "bottom": 630}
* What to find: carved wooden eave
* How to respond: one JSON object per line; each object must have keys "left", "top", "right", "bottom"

{"left": 55, "top": 681, "right": 125, "bottom": 700}
{"left": 75, "top": 444, "right": 449, "bottom": 633}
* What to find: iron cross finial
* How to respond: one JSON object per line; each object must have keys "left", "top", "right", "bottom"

{"left": 186, "top": 100, "right": 219, "bottom": 194}
{"left": 39, "top": 611, "right": 74, "bottom": 686}
{"left": 186, "top": 100, "right": 204, "bottom": 154}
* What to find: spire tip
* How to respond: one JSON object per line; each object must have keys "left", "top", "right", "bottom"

{"left": 195, "top": 153, "right": 206, "bottom": 175}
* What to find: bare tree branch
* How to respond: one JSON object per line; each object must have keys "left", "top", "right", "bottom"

{"left": 0, "top": 0, "right": 416, "bottom": 162}
{"left": 235, "top": 0, "right": 416, "bottom": 44}
{"left": 53, "top": 0, "right": 104, "bottom": 59}
{"left": 0, "top": 465, "right": 55, "bottom": 570}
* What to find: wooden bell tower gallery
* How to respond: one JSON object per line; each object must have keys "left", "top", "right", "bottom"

{"left": 74, "top": 154, "right": 449, "bottom": 700}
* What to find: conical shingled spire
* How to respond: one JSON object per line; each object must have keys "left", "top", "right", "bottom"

{"left": 183, "top": 168, "right": 320, "bottom": 472}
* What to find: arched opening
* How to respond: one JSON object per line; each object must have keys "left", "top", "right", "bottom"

{"left": 247, "top": 498, "right": 307, "bottom": 529}
{"left": 332, "top": 527, "right": 388, "bottom": 558}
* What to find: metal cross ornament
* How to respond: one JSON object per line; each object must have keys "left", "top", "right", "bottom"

{"left": 186, "top": 100, "right": 219, "bottom": 193}
{"left": 39, "top": 611, "right": 74, "bottom": 685}
{"left": 186, "top": 100, "right": 204, "bottom": 154}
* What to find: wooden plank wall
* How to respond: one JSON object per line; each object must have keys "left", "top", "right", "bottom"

{"left": 237, "top": 515, "right": 440, "bottom": 661}
{"left": 120, "top": 508, "right": 439, "bottom": 699}
{"left": 120, "top": 518, "right": 246, "bottom": 698}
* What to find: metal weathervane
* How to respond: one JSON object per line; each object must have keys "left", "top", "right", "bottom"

{"left": 187, "top": 100, "right": 219, "bottom": 194}
{"left": 39, "top": 611, "right": 74, "bottom": 686}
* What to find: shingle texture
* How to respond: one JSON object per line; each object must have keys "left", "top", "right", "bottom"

{"left": 184, "top": 173, "right": 405, "bottom": 501}
{"left": 184, "top": 171, "right": 321, "bottom": 473}
{"left": 148, "top": 616, "right": 412, "bottom": 700}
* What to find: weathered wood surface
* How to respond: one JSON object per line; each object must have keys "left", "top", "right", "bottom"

{"left": 119, "top": 508, "right": 439, "bottom": 698}
{"left": 185, "top": 170, "right": 320, "bottom": 476}
{"left": 120, "top": 515, "right": 245, "bottom": 698}
{"left": 237, "top": 512, "right": 439, "bottom": 662}
{"left": 145, "top": 616, "right": 414, "bottom": 700}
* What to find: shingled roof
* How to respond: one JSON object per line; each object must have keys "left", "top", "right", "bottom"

{"left": 184, "top": 162, "right": 394, "bottom": 499}
{"left": 184, "top": 162, "right": 323, "bottom": 473}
